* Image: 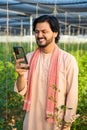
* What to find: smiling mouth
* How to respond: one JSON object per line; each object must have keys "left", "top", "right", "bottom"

{"left": 38, "top": 38, "right": 45, "bottom": 42}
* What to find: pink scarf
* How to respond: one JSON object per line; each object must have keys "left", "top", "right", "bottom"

{"left": 23, "top": 45, "right": 61, "bottom": 123}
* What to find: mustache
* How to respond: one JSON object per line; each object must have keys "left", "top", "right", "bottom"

{"left": 37, "top": 37, "right": 45, "bottom": 40}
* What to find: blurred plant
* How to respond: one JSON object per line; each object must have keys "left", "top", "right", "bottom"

{"left": 48, "top": 84, "right": 80, "bottom": 130}
{"left": 9, "top": 116, "right": 17, "bottom": 130}
{"left": 0, "top": 61, "right": 25, "bottom": 130}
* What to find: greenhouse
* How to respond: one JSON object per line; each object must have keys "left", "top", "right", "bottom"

{"left": 0, "top": 0, "right": 87, "bottom": 44}
{"left": 0, "top": 0, "right": 87, "bottom": 130}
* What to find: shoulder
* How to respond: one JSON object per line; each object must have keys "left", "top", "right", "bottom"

{"left": 60, "top": 49, "right": 77, "bottom": 64}
{"left": 59, "top": 49, "right": 78, "bottom": 73}
{"left": 26, "top": 51, "right": 34, "bottom": 58}
{"left": 26, "top": 51, "right": 35, "bottom": 63}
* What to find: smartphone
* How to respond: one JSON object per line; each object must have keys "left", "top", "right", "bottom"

{"left": 13, "top": 46, "right": 29, "bottom": 69}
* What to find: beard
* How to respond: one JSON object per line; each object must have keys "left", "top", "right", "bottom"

{"left": 36, "top": 36, "right": 54, "bottom": 48}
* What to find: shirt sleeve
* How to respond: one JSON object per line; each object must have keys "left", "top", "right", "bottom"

{"left": 14, "top": 72, "right": 28, "bottom": 96}
{"left": 14, "top": 52, "right": 34, "bottom": 96}
{"left": 64, "top": 55, "right": 79, "bottom": 123}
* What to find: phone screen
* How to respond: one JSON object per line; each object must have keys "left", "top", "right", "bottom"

{"left": 13, "top": 46, "right": 29, "bottom": 69}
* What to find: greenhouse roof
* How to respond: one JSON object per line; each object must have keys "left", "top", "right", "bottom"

{"left": 0, "top": 0, "right": 87, "bottom": 35}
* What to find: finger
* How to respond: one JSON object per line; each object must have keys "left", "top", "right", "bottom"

{"left": 16, "top": 68, "right": 27, "bottom": 72}
{"left": 18, "top": 63, "right": 29, "bottom": 70}
{"left": 14, "top": 63, "right": 20, "bottom": 70}
{"left": 15, "top": 68, "right": 27, "bottom": 76}
{"left": 15, "top": 62, "right": 29, "bottom": 70}
{"left": 15, "top": 58, "right": 25, "bottom": 65}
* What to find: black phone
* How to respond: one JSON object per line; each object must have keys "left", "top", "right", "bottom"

{"left": 13, "top": 46, "right": 29, "bottom": 69}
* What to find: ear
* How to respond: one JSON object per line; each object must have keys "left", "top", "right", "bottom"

{"left": 54, "top": 32, "right": 58, "bottom": 38}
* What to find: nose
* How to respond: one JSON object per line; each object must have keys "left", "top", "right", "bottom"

{"left": 37, "top": 31, "right": 43, "bottom": 38}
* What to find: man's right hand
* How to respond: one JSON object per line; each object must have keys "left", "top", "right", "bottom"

{"left": 14, "top": 53, "right": 29, "bottom": 76}
{"left": 13, "top": 53, "right": 29, "bottom": 92}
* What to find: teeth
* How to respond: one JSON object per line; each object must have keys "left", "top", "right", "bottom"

{"left": 39, "top": 39, "right": 44, "bottom": 42}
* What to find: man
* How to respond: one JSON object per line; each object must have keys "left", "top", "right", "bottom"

{"left": 14, "top": 15, "right": 78, "bottom": 130}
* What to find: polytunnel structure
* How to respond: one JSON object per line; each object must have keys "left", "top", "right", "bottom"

{"left": 0, "top": 0, "right": 87, "bottom": 36}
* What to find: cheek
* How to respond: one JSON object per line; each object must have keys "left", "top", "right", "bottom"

{"left": 35, "top": 34, "right": 38, "bottom": 39}
{"left": 46, "top": 33, "right": 53, "bottom": 39}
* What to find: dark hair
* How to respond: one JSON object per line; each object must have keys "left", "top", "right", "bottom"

{"left": 33, "top": 15, "right": 60, "bottom": 43}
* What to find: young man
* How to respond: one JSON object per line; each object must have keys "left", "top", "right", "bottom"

{"left": 14, "top": 15, "right": 78, "bottom": 130}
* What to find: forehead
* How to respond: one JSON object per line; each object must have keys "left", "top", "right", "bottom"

{"left": 35, "top": 21, "right": 51, "bottom": 31}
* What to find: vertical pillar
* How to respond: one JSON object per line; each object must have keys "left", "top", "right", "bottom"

{"left": 6, "top": 0, "right": 9, "bottom": 42}
{"left": 30, "top": 15, "right": 33, "bottom": 51}
{"left": 68, "top": 25, "right": 71, "bottom": 35}
{"left": 78, "top": 15, "right": 81, "bottom": 35}
{"left": 65, "top": 12, "right": 67, "bottom": 35}
{"left": 21, "top": 19, "right": 23, "bottom": 36}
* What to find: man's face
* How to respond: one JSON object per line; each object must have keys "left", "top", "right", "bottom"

{"left": 34, "top": 21, "right": 56, "bottom": 48}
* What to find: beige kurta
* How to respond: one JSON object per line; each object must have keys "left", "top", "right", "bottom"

{"left": 14, "top": 48, "right": 78, "bottom": 130}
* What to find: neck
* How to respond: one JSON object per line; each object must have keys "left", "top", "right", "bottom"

{"left": 40, "top": 43, "right": 56, "bottom": 54}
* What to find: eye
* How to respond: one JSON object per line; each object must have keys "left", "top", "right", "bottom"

{"left": 42, "top": 30, "right": 47, "bottom": 34}
{"left": 35, "top": 30, "right": 39, "bottom": 34}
